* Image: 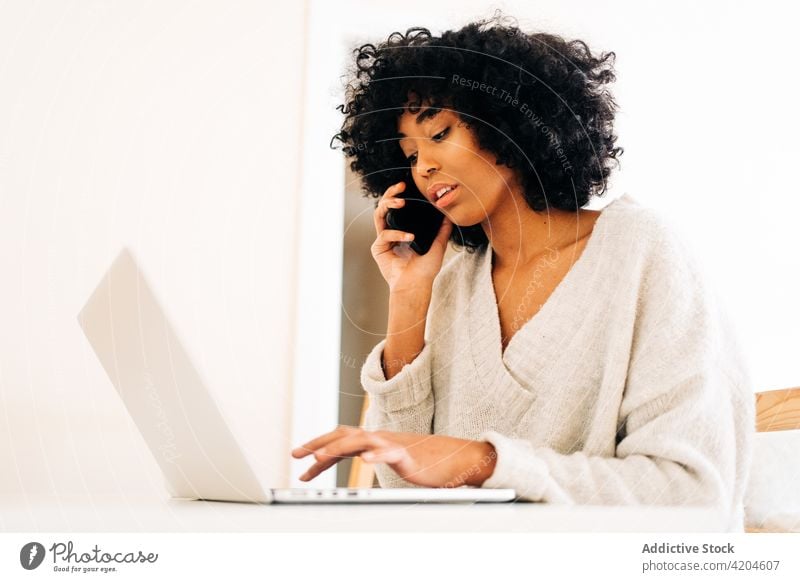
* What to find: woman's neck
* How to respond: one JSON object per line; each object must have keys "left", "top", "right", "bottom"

{"left": 481, "top": 190, "right": 593, "bottom": 271}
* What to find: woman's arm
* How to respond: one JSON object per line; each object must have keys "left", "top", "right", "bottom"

{"left": 381, "top": 289, "right": 432, "bottom": 380}
{"left": 478, "top": 224, "right": 755, "bottom": 530}
{"left": 361, "top": 290, "right": 437, "bottom": 487}
{"left": 478, "top": 365, "right": 753, "bottom": 507}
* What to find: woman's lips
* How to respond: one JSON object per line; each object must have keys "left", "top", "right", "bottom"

{"left": 435, "top": 185, "right": 459, "bottom": 209}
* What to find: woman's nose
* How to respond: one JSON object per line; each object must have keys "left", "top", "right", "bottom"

{"left": 414, "top": 150, "right": 440, "bottom": 179}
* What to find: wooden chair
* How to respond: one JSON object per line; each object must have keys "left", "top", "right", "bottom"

{"left": 746, "top": 386, "right": 800, "bottom": 532}
{"left": 347, "top": 394, "right": 377, "bottom": 488}
{"left": 754, "top": 387, "right": 800, "bottom": 433}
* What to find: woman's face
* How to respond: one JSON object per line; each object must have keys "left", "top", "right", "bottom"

{"left": 396, "top": 103, "right": 523, "bottom": 228}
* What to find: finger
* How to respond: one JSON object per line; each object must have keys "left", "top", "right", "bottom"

{"left": 291, "top": 426, "right": 359, "bottom": 458}
{"left": 299, "top": 433, "right": 389, "bottom": 480}
{"left": 299, "top": 457, "right": 340, "bottom": 482}
{"left": 373, "top": 182, "right": 406, "bottom": 235}
{"left": 373, "top": 194, "right": 405, "bottom": 236}
{"left": 381, "top": 180, "right": 407, "bottom": 201}
{"left": 379, "top": 190, "right": 407, "bottom": 212}
{"left": 371, "top": 229, "right": 415, "bottom": 255}
{"left": 432, "top": 216, "right": 453, "bottom": 248}
{"left": 361, "top": 447, "right": 406, "bottom": 464}
{"left": 292, "top": 431, "right": 351, "bottom": 458}
{"left": 378, "top": 197, "right": 406, "bottom": 226}
{"left": 313, "top": 432, "right": 385, "bottom": 463}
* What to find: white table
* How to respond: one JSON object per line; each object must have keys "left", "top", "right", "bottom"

{"left": 0, "top": 494, "right": 729, "bottom": 532}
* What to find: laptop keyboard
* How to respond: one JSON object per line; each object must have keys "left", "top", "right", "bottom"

{"left": 289, "top": 488, "right": 365, "bottom": 499}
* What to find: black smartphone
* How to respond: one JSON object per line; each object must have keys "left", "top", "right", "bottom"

{"left": 385, "top": 178, "right": 445, "bottom": 255}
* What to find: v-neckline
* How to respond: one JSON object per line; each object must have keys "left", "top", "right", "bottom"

{"left": 469, "top": 199, "right": 615, "bottom": 389}
{"left": 490, "top": 218, "right": 601, "bottom": 360}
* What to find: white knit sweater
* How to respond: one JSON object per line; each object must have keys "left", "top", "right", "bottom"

{"left": 360, "top": 194, "right": 754, "bottom": 532}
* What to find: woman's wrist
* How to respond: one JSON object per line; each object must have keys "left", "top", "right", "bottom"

{"left": 382, "top": 290, "right": 432, "bottom": 379}
{"left": 388, "top": 287, "right": 432, "bottom": 316}
{"left": 464, "top": 441, "right": 498, "bottom": 487}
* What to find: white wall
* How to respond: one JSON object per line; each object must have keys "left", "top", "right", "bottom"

{"left": 0, "top": 0, "right": 307, "bottom": 501}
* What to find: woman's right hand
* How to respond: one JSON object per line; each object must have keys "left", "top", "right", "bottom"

{"left": 371, "top": 181, "right": 453, "bottom": 294}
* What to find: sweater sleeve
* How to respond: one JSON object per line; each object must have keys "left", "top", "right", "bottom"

{"left": 478, "top": 224, "right": 754, "bottom": 525}
{"left": 360, "top": 339, "right": 435, "bottom": 488}
{"left": 358, "top": 252, "right": 464, "bottom": 488}
{"left": 360, "top": 335, "right": 435, "bottom": 433}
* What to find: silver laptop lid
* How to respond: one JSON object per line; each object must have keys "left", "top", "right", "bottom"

{"left": 77, "top": 248, "right": 272, "bottom": 504}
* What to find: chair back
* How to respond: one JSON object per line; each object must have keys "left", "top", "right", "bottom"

{"left": 755, "top": 387, "right": 800, "bottom": 432}
{"left": 746, "top": 387, "right": 800, "bottom": 533}
{"left": 347, "top": 394, "right": 376, "bottom": 488}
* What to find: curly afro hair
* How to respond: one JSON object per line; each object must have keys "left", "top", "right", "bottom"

{"left": 331, "top": 12, "right": 623, "bottom": 252}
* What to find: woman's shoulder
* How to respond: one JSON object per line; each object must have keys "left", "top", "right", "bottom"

{"left": 607, "top": 195, "right": 733, "bottom": 337}
{"left": 599, "top": 193, "right": 702, "bottom": 275}
{"left": 612, "top": 196, "right": 753, "bottom": 392}
{"left": 600, "top": 193, "right": 677, "bottom": 239}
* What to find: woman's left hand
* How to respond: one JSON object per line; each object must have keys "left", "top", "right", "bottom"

{"left": 291, "top": 427, "right": 497, "bottom": 488}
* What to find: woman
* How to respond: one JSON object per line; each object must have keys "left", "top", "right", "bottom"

{"left": 291, "top": 14, "right": 754, "bottom": 529}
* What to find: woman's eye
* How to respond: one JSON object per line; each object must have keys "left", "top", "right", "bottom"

{"left": 432, "top": 127, "right": 449, "bottom": 141}
{"left": 404, "top": 128, "right": 448, "bottom": 165}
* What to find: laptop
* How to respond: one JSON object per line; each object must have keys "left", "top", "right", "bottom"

{"left": 77, "top": 248, "right": 517, "bottom": 504}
